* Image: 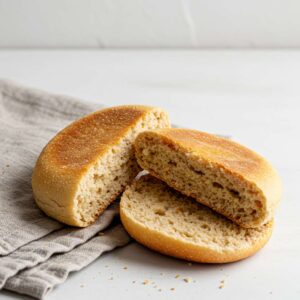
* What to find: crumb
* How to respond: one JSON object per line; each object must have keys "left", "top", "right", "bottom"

{"left": 219, "top": 279, "right": 225, "bottom": 289}
{"left": 160, "top": 272, "right": 164, "bottom": 276}
{"left": 270, "top": 291, "right": 273, "bottom": 295}
{"left": 175, "top": 274, "right": 180, "bottom": 279}
{"left": 142, "top": 280, "right": 149, "bottom": 285}
{"left": 123, "top": 266, "right": 128, "bottom": 270}
{"left": 132, "top": 281, "right": 136, "bottom": 284}
{"left": 80, "top": 284, "right": 85, "bottom": 288}
{"left": 170, "top": 288, "right": 175, "bottom": 291}
{"left": 188, "top": 262, "right": 192, "bottom": 266}
{"left": 109, "top": 277, "right": 113, "bottom": 280}
{"left": 183, "top": 278, "right": 192, "bottom": 283}
{"left": 99, "top": 232, "right": 105, "bottom": 236}
{"left": 6, "top": 165, "right": 9, "bottom": 167}
{"left": 158, "top": 289, "right": 162, "bottom": 292}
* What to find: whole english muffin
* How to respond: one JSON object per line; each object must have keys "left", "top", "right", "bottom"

{"left": 120, "top": 176, "right": 273, "bottom": 263}
{"left": 134, "top": 128, "right": 282, "bottom": 228}
{"left": 32, "top": 105, "right": 170, "bottom": 227}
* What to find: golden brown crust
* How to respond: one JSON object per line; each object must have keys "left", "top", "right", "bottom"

{"left": 120, "top": 205, "right": 273, "bottom": 264}
{"left": 135, "top": 128, "right": 282, "bottom": 228}
{"left": 32, "top": 105, "right": 168, "bottom": 227}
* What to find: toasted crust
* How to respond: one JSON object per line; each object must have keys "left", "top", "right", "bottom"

{"left": 120, "top": 176, "right": 273, "bottom": 263}
{"left": 32, "top": 105, "right": 169, "bottom": 226}
{"left": 135, "top": 128, "right": 282, "bottom": 228}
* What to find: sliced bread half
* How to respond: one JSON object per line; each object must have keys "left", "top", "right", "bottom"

{"left": 120, "top": 176, "right": 273, "bottom": 263}
{"left": 32, "top": 105, "right": 170, "bottom": 227}
{"left": 134, "top": 128, "right": 282, "bottom": 228}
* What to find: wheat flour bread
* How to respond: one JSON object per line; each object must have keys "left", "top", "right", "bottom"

{"left": 120, "top": 176, "right": 273, "bottom": 263}
{"left": 134, "top": 128, "right": 282, "bottom": 228}
{"left": 32, "top": 105, "right": 170, "bottom": 227}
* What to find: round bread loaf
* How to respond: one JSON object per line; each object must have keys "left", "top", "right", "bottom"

{"left": 134, "top": 128, "right": 282, "bottom": 228}
{"left": 32, "top": 105, "right": 170, "bottom": 227}
{"left": 120, "top": 176, "right": 273, "bottom": 263}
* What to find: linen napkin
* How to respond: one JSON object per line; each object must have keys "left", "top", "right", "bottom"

{"left": 0, "top": 80, "right": 130, "bottom": 299}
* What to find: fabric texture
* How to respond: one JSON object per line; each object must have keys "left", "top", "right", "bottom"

{"left": 0, "top": 80, "right": 130, "bottom": 299}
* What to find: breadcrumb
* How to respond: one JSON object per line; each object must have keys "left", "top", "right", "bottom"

{"left": 142, "top": 280, "right": 149, "bottom": 285}
{"left": 175, "top": 274, "right": 180, "bottom": 279}
{"left": 183, "top": 278, "right": 192, "bottom": 283}
{"left": 123, "top": 266, "right": 128, "bottom": 270}
{"left": 170, "top": 288, "right": 175, "bottom": 291}
{"left": 219, "top": 279, "right": 225, "bottom": 289}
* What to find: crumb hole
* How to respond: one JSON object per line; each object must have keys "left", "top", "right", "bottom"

{"left": 201, "top": 224, "right": 210, "bottom": 230}
{"left": 168, "top": 160, "right": 177, "bottom": 167}
{"left": 228, "top": 188, "right": 240, "bottom": 199}
{"left": 255, "top": 200, "right": 262, "bottom": 208}
{"left": 213, "top": 182, "right": 224, "bottom": 189}
{"left": 189, "top": 165, "right": 205, "bottom": 176}
{"left": 183, "top": 232, "right": 193, "bottom": 238}
{"left": 93, "top": 174, "right": 103, "bottom": 182}
{"left": 154, "top": 208, "right": 166, "bottom": 216}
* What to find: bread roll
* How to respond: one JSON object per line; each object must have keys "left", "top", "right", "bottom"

{"left": 135, "top": 128, "right": 282, "bottom": 228}
{"left": 120, "top": 176, "right": 273, "bottom": 263}
{"left": 32, "top": 105, "right": 170, "bottom": 227}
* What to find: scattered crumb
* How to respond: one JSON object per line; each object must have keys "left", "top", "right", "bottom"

{"left": 270, "top": 291, "right": 273, "bottom": 295}
{"left": 123, "top": 266, "right": 128, "bottom": 270}
{"left": 170, "top": 288, "right": 175, "bottom": 291}
{"left": 132, "top": 281, "right": 136, "bottom": 284}
{"left": 142, "top": 280, "right": 149, "bottom": 285}
{"left": 188, "top": 262, "right": 192, "bottom": 266}
{"left": 158, "top": 289, "right": 162, "bottom": 292}
{"left": 109, "top": 277, "right": 113, "bottom": 280}
{"left": 219, "top": 279, "right": 225, "bottom": 289}
{"left": 175, "top": 274, "right": 180, "bottom": 279}
{"left": 6, "top": 165, "right": 9, "bottom": 167}
{"left": 80, "top": 284, "right": 85, "bottom": 288}
{"left": 183, "top": 277, "right": 192, "bottom": 283}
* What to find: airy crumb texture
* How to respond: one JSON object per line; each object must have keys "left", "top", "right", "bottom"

{"left": 120, "top": 176, "right": 273, "bottom": 263}
{"left": 32, "top": 105, "right": 170, "bottom": 227}
{"left": 134, "top": 128, "right": 282, "bottom": 228}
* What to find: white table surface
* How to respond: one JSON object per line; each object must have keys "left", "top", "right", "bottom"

{"left": 0, "top": 50, "right": 299, "bottom": 300}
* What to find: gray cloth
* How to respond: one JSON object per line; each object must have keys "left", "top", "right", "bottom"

{"left": 0, "top": 80, "right": 130, "bottom": 299}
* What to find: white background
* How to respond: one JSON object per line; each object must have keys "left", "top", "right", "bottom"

{"left": 1, "top": 0, "right": 300, "bottom": 48}
{"left": 0, "top": 1, "right": 299, "bottom": 298}
{"left": 0, "top": 50, "right": 299, "bottom": 299}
